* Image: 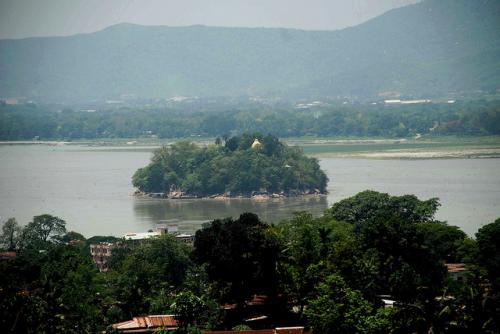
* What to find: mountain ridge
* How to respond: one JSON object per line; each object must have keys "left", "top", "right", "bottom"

{"left": 0, "top": 0, "right": 499, "bottom": 102}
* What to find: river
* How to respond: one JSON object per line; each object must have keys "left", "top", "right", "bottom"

{"left": 0, "top": 144, "right": 499, "bottom": 236}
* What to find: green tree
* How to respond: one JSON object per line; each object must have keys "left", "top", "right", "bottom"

{"left": 108, "top": 234, "right": 192, "bottom": 315}
{"left": 193, "top": 213, "right": 280, "bottom": 306}
{"left": 20, "top": 214, "right": 67, "bottom": 250}
{"left": 324, "top": 191, "right": 448, "bottom": 332}
{"left": 0, "top": 243, "right": 106, "bottom": 333}
{"left": 327, "top": 190, "right": 440, "bottom": 226}
{"left": 59, "top": 231, "right": 86, "bottom": 244}
{"left": 476, "top": 218, "right": 500, "bottom": 288}
{"left": 305, "top": 274, "right": 392, "bottom": 334}
{"left": 0, "top": 217, "right": 22, "bottom": 251}
{"left": 416, "top": 222, "right": 467, "bottom": 262}
{"left": 171, "top": 291, "right": 205, "bottom": 331}
{"left": 277, "top": 212, "right": 326, "bottom": 315}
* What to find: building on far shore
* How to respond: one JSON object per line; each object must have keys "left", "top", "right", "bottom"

{"left": 123, "top": 231, "right": 161, "bottom": 241}
{"left": 176, "top": 233, "right": 195, "bottom": 245}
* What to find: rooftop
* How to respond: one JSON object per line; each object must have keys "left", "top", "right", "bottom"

{"left": 0, "top": 251, "right": 17, "bottom": 259}
{"left": 123, "top": 231, "right": 161, "bottom": 240}
{"left": 112, "top": 315, "right": 177, "bottom": 332}
{"left": 445, "top": 263, "right": 467, "bottom": 273}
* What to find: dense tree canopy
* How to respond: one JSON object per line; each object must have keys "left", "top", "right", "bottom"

{"left": 0, "top": 215, "right": 106, "bottom": 333}
{"left": 1, "top": 195, "right": 499, "bottom": 333}
{"left": 305, "top": 274, "right": 392, "bottom": 334}
{"left": 476, "top": 218, "right": 500, "bottom": 289}
{"left": 106, "top": 234, "right": 193, "bottom": 316}
{"left": 132, "top": 134, "right": 328, "bottom": 196}
{"left": 1, "top": 100, "right": 499, "bottom": 140}
{"left": 326, "top": 190, "right": 440, "bottom": 226}
{"left": 193, "top": 213, "right": 280, "bottom": 305}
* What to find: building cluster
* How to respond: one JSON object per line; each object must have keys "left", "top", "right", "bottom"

{"left": 90, "top": 242, "right": 114, "bottom": 272}
{"left": 89, "top": 225, "right": 195, "bottom": 272}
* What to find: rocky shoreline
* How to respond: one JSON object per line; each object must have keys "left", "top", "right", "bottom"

{"left": 133, "top": 189, "right": 325, "bottom": 200}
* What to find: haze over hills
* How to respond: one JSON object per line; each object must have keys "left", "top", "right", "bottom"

{"left": 0, "top": 0, "right": 499, "bottom": 102}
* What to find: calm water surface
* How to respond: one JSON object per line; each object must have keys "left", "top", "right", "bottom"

{"left": 0, "top": 145, "right": 499, "bottom": 236}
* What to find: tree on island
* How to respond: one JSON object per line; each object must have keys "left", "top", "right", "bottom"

{"left": 132, "top": 133, "right": 328, "bottom": 197}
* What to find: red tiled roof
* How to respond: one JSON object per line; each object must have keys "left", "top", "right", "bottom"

{"left": 0, "top": 251, "right": 16, "bottom": 258}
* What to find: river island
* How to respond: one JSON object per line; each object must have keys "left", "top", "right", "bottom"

{"left": 132, "top": 133, "right": 328, "bottom": 199}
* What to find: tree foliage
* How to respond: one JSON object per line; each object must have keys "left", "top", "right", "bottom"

{"left": 107, "top": 234, "right": 193, "bottom": 316}
{"left": 193, "top": 213, "right": 280, "bottom": 305}
{"left": 1, "top": 197, "right": 499, "bottom": 333}
{"left": 476, "top": 218, "right": 500, "bottom": 289}
{"left": 20, "top": 214, "right": 67, "bottom": 250}
{"left": 305, "top": 274, "right": 393, "bottom": 334}
{"left": 2, "top": 100, "right": 499, "bottom": 140}
{"left": 327, "top": 190, "right": 440, "bottom": 226}
{"left": 133, "top": 134, "right": 328, "bottom": 196}
{"left": 0, "top": 218, "right": 22, "bottom": 251}
{"left": 0, "top": 243, "right": 105, "bottom": 333}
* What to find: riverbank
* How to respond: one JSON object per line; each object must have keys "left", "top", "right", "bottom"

{"left": 2, "top": 136, "right": 500, "bottom": 159}
{"left": 0, "top": 141, "right": 69, "bottom": 145}
{"left": 133, "top": 189, "right": 326, "bottom": 200}
{"left": 300, "top": 136, "right": 500, "bottom": 159}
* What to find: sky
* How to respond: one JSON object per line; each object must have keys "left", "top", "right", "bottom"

{"left": 0, "top": 0, "right": 420, "bottom": 39}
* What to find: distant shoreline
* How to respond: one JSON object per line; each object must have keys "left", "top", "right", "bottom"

{"left": 309, "top": 147, "right": 500, "bottom": 159}
{"left": 0, "top": 141, "right": 69, "bottom": 145}
{"left": 2, "top": 137, "right": 500, "bottom": 160}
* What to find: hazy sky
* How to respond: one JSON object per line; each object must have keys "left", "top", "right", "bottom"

{"left": 0, "top": 0, "right": 420, "bottom": 39}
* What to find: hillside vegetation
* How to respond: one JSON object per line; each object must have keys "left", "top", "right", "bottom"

{"left": 0, "top": 0, "right": 498, "bottom": 101}
{"left": 132, "top": 134, "right": 328, "bottom": 197}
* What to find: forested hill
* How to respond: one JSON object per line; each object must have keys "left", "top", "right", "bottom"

{"left": 132, "top": 134, "right": 328, "bottom": 197}
{"left": 0, "top": 0, "right": 499, "bottom": 102}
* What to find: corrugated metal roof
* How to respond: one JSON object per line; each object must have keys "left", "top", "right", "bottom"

{"left": 112, "top": 315, "right": 177, "bottom": 331}
{"left": 112, "top": 320, "right": 139, "bottom": 330}
{"left": 148, "top": 315, "right": 178, "bottom": 327}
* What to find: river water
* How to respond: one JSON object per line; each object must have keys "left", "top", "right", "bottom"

{"left": 0, "top": 145, "right": 499, "bottom": 236}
